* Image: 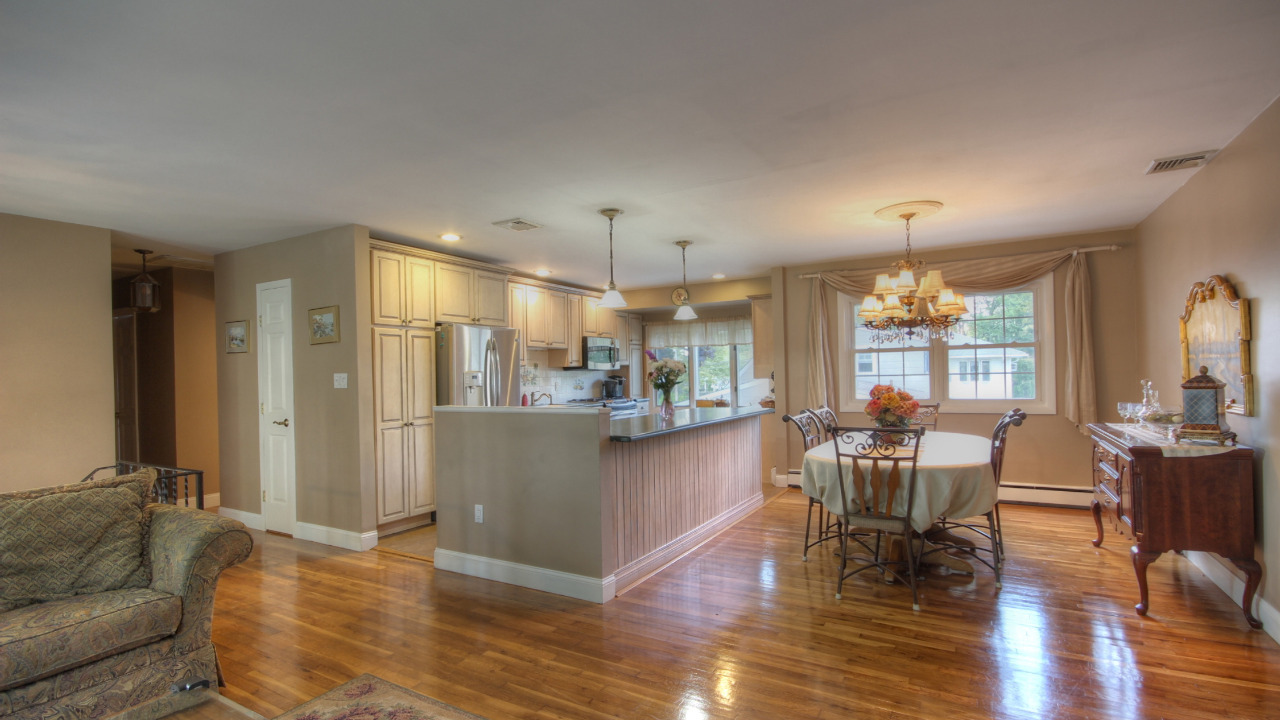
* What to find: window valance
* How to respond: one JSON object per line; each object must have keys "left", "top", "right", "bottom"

{"left": 807, "top": 247, "right": 1098, "bottom": 434}
{"left": 646, "top": 317, "right": 752, "bottom": 349}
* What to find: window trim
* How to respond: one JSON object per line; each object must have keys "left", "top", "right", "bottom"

{"left": 836, "top": 274, "right": 1057, "bottom": 415}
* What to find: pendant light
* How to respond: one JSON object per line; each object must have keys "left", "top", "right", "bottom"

{"left": 597, "top": 208, "right": 627, "bottom": 308}
{"left": 130, "top": 249, "right": 161, "bottom": 313}
{"left": 672, "top": 240, "right": 697, "bottom": 320}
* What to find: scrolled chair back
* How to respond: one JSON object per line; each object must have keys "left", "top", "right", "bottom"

{"left": 811, "top": 405, "right": 840, "bottom": 440}
{"left": 830, "top": 426, "right": 923, "bottom": 519}
{"left": 990, "top": 408, "right": 1027, "bottom": 482}
{"left": 782, "top": 410, "right": 824, "bottom": 451}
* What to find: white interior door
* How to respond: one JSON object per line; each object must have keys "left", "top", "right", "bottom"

{"left": 257, "top": 279, "right": 296, "bottom": 535}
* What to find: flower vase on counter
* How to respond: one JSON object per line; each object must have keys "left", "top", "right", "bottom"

{"left": 659, "top": 388, "right": 675, "bottom": 420}
{"left": 646, "top": 349, "right": 687, "bottom": 423}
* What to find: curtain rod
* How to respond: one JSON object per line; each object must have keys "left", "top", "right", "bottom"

{"left": 798, "top": 244, "right": 1121, "bottom": 279}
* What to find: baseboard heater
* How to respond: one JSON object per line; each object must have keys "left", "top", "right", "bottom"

{"left": 999, "top": 483, "right": 1092, "bottom": 509}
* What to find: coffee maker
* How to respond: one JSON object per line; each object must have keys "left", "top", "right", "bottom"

{"left": 602, "top": 375, "right": 626, "bottom": 399}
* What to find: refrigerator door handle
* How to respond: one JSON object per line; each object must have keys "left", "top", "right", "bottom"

{"left": 484, "top": 337, "right": 498, "bottom": 406}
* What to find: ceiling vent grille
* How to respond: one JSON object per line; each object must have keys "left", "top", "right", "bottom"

{"left": 492, "top": 218, "right": 542, "bottom": 231}
{"left": 1146, "top": 150, "right": 1218, "bottom": 175}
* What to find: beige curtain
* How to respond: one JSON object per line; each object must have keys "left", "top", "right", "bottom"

{"left": 646, "top": 317, "right": 752, "bottom": 349}
{"left": 807, "top": 247, "right": 1098, "bottom": 434}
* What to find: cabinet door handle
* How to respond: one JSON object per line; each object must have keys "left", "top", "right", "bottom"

{"left": 273, "top": 418, "right": 290, "bottom": 427}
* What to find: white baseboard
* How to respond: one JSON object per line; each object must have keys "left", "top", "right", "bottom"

{"left": 1185, "top": 551, "right": 1278, "bottom": 641}
{"left": 295, "top": 521, "right": 379, "bottom": 552}
{"left": 433, "top": 549, "right": 615, "bottom": 604}
{"left": 999, "top": 484, "right": 1092, "bottom": 508}
{"left": 217, "top": 506, "right": 264, "bottom": 530}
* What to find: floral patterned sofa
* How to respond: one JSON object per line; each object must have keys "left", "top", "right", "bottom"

{"left": 0, "top": 469, "right": 253, "bottom": 719}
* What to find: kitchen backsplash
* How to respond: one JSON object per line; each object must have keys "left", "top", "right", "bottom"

{"left": 520, "top": 349, "right": 616, "bottom": 402}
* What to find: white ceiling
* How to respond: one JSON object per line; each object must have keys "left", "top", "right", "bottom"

{"left": 3, "top": 1, "right": 1279, "bottom": 290}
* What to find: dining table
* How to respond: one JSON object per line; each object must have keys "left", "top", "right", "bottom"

{"left": 800, "top": 430, "right": 997, "bottom": 534}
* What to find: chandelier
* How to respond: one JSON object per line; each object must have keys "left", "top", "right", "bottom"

{"left": 859, "top": 201, "right": 967, "bottom": 342}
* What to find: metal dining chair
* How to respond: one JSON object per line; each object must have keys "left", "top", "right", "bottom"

{"left": 783, "top": 410, "right": 839, "bottom": 561}
{"left": 990, "top": 408, "right": 1027, "bottom": 559}
{"left": 830, "top": 426, "right": 925, "bottom": 610}
{"left": 811, "top": 405, "right": 840, "bottom": 440}
{"left": 924, "top": 408, "right": 1025, "bottom": 581}
{"left": 914, "top": 403, "right": 942, "bottom": 430}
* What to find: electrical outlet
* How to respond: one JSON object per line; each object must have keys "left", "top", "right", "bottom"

{"left": 474, "top": 504, "right": 483, "bottom": 523}
{"left": 333, "top": 372, "right": 348, "bottom": 389}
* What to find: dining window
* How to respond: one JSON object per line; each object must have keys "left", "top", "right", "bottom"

{"left": 836, "top": 274, "right": 1056, "bottom": 414}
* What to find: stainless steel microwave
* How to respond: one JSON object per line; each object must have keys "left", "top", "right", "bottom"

{"left": 583, "top": 336, "right": 621, "bottom": 370}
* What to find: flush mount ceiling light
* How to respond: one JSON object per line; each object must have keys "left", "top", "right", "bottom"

{"left": 597, "top": 208, "right": 627, "bottom": 309}
{"left": 712, "top": 273, "right": 726, "bottom": 280}
{"left": 440, "top": 233, "right": 461, "bottom": 242}
{"left": 672, "top": 240, "right": 697, "bottom": 321}
{"left": 535, "top": 269, "right": 552, "bottom": 277}
{"left": 859, "top": 201, "right": 966, "bottom": 342}
{"left": 130, "top": 249, "right": 161, "bottom": 313}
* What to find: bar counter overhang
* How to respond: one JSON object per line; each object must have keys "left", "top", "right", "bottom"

{"left": 433, "top": 405, "right": 773, "bottom": 602}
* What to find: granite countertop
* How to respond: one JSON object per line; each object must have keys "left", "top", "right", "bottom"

{"left": 609, "top": 406, "right": 774, "bottom": 442}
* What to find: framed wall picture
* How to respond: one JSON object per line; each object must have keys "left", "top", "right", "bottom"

{"left": 1179, "top": 275, "right": 1252, "bottom": 416}
{"left": 225, "top": 320, "right": 250, "bottom": 353}
{"left": 309, "top": 305, "right": 340, "bottom": 345}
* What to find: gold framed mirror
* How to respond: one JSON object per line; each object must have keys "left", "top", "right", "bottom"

{"left": 1179, "top": 275, "right": 1252, "bottom": 416}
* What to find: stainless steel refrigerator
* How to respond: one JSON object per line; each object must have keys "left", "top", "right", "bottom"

{"left": 436, "top": 323, "right": 521, "bottom": 406}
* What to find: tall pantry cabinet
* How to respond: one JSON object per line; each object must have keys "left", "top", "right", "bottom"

{"left": 370, "top": 246, "right": 437, "bottom": 527}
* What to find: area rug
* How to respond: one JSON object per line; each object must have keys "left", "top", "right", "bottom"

{"left": 274, "top": 674, "right": 488, "bottom": 720}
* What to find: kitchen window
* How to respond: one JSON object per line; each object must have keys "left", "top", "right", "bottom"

{"left": 646, "top": 318, "right": 769, "bottom": 408}
{"left": 836, "top": 274, "right": 1056, "bottom": 414}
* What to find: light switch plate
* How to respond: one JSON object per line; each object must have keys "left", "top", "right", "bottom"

{"left": 333, "top": 373, "right": 348, "bottom": 389}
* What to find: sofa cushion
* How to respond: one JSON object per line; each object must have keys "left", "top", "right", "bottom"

{"left": 0, "top": 587, "right": 181, "bottom": 692}
{"left": 0, "top": 469, "right": 157, "bottom": 613}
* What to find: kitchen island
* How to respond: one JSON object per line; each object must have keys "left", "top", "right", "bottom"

{"left": 433, "top": 405, "right": 772, "bottom": 602}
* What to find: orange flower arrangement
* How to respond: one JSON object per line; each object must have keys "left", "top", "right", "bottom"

{"left": 864, "top": 384, "right": 920, "bottom": 428}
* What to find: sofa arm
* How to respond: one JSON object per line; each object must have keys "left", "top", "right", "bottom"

{"left": 147, "top": 505, "right": 253, "bottom": 654}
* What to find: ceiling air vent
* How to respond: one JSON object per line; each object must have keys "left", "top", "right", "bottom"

{"left": 492, "top": 218, "right": 542, "bottom": 232}
{"left": 1146, "top": 150, "right": 1218, "bottom": 175}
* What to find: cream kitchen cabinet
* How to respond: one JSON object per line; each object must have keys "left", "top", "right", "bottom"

{"left": 546, "top": 289, "right": 569, "bottom": 348}
{"left": 508, "top": 283, "right": 528, "bottom": 365}
{"left": 436, "top": 263, "right": 508, "bottom": 326}
{"left": 548, "top": 293, "right": 584, "bottom": 368}
{"left": 582, "top": 296, "right": 617, "bottom": 338}
{"left": 372, "top": 326, "right": 436, "bottom": 524}
{"left": 371, "top": 249, "right": 434, "bottom": 327}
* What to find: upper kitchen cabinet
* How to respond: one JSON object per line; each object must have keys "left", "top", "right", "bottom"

{"left": 582, "top": 296, "right": 617, "bottom": 338}
{"left": 436, "top": 263, "right": 508, "bottom": 326}
{"left": 371, "top": 249, "right": 434, "bottom": 327}
{"left": 548, "top": 293, "right": 584, "bottom": 368}
{"left": 509, "top": 280, "right": 574, "bottom": 355}
{"left": 508, "top": 283, "right": 528, "bottom": 366}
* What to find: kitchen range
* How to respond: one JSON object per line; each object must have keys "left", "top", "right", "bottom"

{"left": 562, "top": 397, "right": 644, "bottom": 418}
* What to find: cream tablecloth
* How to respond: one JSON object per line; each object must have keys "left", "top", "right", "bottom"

{"left": 800, "top": 431, "right": 997, "bottom": 533}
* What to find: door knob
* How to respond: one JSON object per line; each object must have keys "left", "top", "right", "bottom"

{"left": 273, "top": 419, "right": 290, "bottom": 427}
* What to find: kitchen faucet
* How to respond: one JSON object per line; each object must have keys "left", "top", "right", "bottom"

{"left": 529, "top": 391, "right": 552, "bottom": 405}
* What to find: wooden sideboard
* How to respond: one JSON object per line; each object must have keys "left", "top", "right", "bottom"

{"left": 1087, "top": 423, "right": 1260, "bottom": 628}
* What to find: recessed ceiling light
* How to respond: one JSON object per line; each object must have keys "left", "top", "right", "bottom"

{"left": 712, "top": 273, "right": 726, "bottom": 280}
{"left": 535, "top": 269, "right": 552, "bottom": 277}
{"left": 441, "top": 233, "right": 461, "bottom": 242}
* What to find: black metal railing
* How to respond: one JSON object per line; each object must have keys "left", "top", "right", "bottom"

{"left": 81, "top": 462, "right": 206, "bottom": 509}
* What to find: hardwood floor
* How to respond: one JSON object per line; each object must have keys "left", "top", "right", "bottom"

{"left": 211, "top": 491, "right": 1280, "bottom": 719}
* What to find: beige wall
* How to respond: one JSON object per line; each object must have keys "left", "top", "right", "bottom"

{"left": 1135, "top": 97, "right": 1280, "bottom": 611}
{"left": 0, "top": 213, "right": 115, "bottom": 490}
{"left": 214, "top": 225, "right": 374, "bottom": 533}
{"left": 172, "top": 268, "right": 220, "bottom": 496}
{"left": 769, "top": 228, "right": 1141, "bottom": 491}
{"left": 622, "top": 277, "right": 771, "bottom": 312}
